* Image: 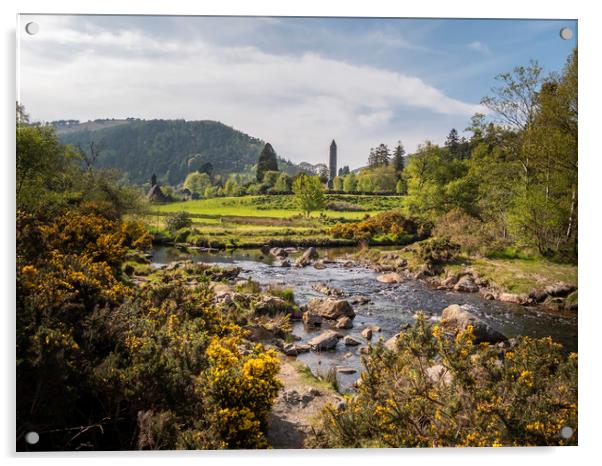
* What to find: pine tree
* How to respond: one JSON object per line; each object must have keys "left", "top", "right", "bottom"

{"left": 444, "top": 128, "right": 460, "bottom": 159}
{"left": 368, "top": 144, "right": 391, "bottom": 167}
{"left": 256, "top": 143, "right": 279, "bottom": 182}
{"left": 393, "top": 141, "right": 406, "bottom": 174}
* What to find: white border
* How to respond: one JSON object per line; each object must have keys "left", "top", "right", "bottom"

{"left": 2, "top": 1, "right": 600, "bottom": 465}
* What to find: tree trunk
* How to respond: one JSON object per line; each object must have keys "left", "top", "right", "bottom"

{"left": 566, "top": 186, "right": 576, "bottom": 240}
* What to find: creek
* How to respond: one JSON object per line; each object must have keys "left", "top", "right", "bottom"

{"left": 152, "top": 246, "right": 577, "bottom": 392}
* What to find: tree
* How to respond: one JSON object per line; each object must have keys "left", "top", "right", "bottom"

{"left": 165, "top": 211, "right": 193, "bottom": 233}
{"left": 292, "top": 173, "right": 325, "bottom": 218}
{"left": 256, "top": 143, "right": 279, "bottom": 182}
{"left": 262, "top": 170, "right": 280, "bottom": 188}
{"left": 396, "top": 179, "right": 406, "bottom": 194}
{"left": 444, "top": 129, "right": 460, "bottom": 159}
{"left": 315, "top": 164, "right": 329, "bottom": 184}
{"left": 273, "top": 172, "right": 292, "bottom": 193}
{"left": 392, "top": 142, "right": 405, "bottom": 174}
{"left": 357, "top": 165, "right": 398, "bottom": 193}
{"left": 332, "top": 176, "right": 344, "bottom": 191}
{"left": 481, "top": 60, "right": 543, "bottom": 132}
{"left": 224, "top": 177, "right": 241, "bottom": 197}
{"left": 343, "top": 172, "right": 358, "bottom": 193}
{"left": 184, "top": 172, "right": 211, "bottom": 196}
{"left": 339, "top": 165, "right": 350, "bottom": 176}
{"left": 16, "top": 122, "right": 79, "bottom": 213}
{"left": 368, "top": 144, "right": 391, "bottom": 167}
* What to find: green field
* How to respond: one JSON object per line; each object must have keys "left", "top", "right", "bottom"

{"left": 151, "top": 194, "right": 404, "bottom": 220}
{"left": 146, "top": 194, "right": 405, "bottom": 248}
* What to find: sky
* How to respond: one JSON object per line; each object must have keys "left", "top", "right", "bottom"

{"left": 17, "top": 15, "right": 577, "bottom": 169}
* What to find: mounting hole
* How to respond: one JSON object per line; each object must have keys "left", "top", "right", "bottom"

{"left": 25, "top": 22, "right": 39, "bottom": 35}
{"left": 559, "top": 27, "right": 573, "bottom": 40}
{"left": 560, "top": 426, "right": 574, "bottom": 439}
{"left": 25, "top": 431, "right": 40, "bottom": 444}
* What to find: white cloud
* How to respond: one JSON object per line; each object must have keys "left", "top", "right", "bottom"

{"left": 468, "top": 41, "right": 491, "bottom": 55}
{"left": 18, "top": 15, "right": 484, "bottom": 168}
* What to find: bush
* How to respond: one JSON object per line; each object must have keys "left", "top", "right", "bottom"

{"left": 330, "top": 210, "right": 431, "bottom": 244}
{"left": 415, "top": 237, "right": 460, "bottom": 266}
{"left": 17, "top": 208, "right": 281, "bottom": 451}
{"left": 314, "top": 314, "right": 577, "bottom": 448}
{"left": 165, "top": 211, "right": 193, "bottom": 233}
{"left": 433, "top": 208, "right": 503, "bottom": 256}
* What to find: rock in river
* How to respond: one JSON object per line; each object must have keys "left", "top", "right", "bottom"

{"left": 269, "top": 247, "right": 288, "bottom": 258}
{"left": 302, "top": 310, "right": 323, "bottom": 327}
{"left": 306, "top": 297, "right": 355, "bottom": 320}
{"left": 343, "top": 335, "right": 362, "bottom": 346}
{"left": 498, "top": 293, "right": 528, "bottom": 305}
{"left": 441, "top": 304, "right": 507, "bottom": 344}
{"left": 295, "top": 247, "right": 319, "bottom": 267}
{"left": 308, "top": 330, "right": 340, "bottom": 351}
{"left": 376, "top": 272, "right": 404, "bottom": 284}
{"left": 453, "top": 275, "right": 479, "bottom": 293}
{"left": 335, "top": 316, "right": 353, "bottom": 329}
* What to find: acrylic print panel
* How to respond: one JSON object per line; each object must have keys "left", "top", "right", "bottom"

{"left": 16, "top": 14, "right": 577, "bottom": 451}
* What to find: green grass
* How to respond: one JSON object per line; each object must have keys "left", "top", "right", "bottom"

{"left": 151, "top": 195, "right": 403, "bottom": 220}
{"left": 144, "top": 194, "right": 405, "bottom": 248}
{"left": 446, "top": 256, "right": 577, "bottom": 294}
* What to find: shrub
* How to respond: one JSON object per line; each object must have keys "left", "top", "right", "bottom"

{"left": 330, "top": 210, "right": 431, "bottom": 244}
{"left": 17, "top": 208, "right": 282, "bottom": 451}
{"left": 165, "top": 211, "right": 193, "bottom": 233}
{"left": 415, "top": 237, "right": 460, "bottom": 266}
{"left": 266, "top": 284, "right": 295, "bottom": 303}
{"left": 433, "top": 208, "right": 503, "bottom": 255}
{"left": 314, "top": 314, "right": 577, "bottom": 448}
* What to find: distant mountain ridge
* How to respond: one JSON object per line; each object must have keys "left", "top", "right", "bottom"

{"left": 55, "top": 118, "right": 297, "bottom": 185}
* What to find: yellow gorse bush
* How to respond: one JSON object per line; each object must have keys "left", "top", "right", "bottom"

{"left": 17, "top": 207, "right": 282, "bottom": 450}
{"left": 316, "top": 314, "right": 577, "bottom": 448}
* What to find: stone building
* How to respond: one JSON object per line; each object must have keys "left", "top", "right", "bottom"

{"left": 328, "top": 139, "right": 337, "bottom": 188}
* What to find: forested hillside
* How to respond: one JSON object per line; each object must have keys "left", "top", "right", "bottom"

{"left": 57, "top": 119, "right": 296, "bottom": 185}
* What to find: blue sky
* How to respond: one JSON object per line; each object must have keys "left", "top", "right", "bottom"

{"left": 18, "top": 15, "right": 577, "bottom": 168}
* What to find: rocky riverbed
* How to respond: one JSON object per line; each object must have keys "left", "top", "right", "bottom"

{"left": 151, "top": 245, "right": 577, "bottom": 393}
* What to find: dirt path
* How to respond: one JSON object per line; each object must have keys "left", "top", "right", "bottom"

{"left": 267, "top": 355, "right": 342, "bottom": 449}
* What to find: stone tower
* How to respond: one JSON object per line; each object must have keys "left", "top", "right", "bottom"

{"left": 329, "top": 139, "right": 337, "bottom": 188}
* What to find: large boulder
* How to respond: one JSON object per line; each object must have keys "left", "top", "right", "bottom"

{"left": 306, "top": 298, "right": 355, "bottom": 320}
{"left": 453, "top": 275, "right": 479, "bottom": 293}
{"left": 308, "top": 330, "right": 340, "bottom": 351}
{"left": 441, "top": 304, "right": 507, "bottom": 344}
{"left": 282, "top": 343, "right": 311, "bottom": 356}
{"left": 295, "top": 247, "right": 319, "bottom": 267}
{"left": 376, "top": 272, "right": 404, "bottom": 284}
{"left": 302, "top": 310, "right": 323, "bottom": 327}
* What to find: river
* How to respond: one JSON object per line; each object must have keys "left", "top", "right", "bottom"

{"left": 152, "top": 246, "right": 577, "bottom": 392}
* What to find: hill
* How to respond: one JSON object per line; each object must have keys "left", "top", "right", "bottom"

{"left": 56, "top": 119, "right": 297, "bottom": 185}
